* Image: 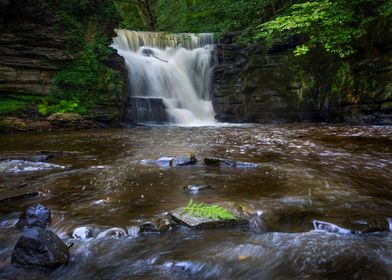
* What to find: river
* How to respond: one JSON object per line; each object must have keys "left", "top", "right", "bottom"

{"left": 1, "top": 124, "right": 392, "bottom": 279}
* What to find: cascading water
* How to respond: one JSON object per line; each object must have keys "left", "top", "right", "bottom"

{"left": 111, "top": 30, "right": 216, "bottom": 125}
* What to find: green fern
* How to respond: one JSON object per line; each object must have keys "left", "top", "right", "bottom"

{"left": 180, "top": 199, "right": 236, "bottom": 221}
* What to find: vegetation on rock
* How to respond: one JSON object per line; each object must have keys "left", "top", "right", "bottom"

{"left": 180, "top": 199, "right": 236, "bottom": 221}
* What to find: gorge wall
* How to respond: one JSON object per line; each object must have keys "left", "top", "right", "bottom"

{"left": 0, "top": 0, "right": 127, "bottom": 126}
{"left": 212, "top": 19, "right": 392, "bottom": 125}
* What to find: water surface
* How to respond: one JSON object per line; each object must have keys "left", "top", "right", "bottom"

{"left": 0, "top": 124, "right": 391, "bottom": 279}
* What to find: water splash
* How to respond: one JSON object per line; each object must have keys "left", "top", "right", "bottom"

{"left": 111, "top": 30, "right": 216, "bottom": 126}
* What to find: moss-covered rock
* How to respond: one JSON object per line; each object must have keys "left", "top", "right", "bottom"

{"left": 0, "top": 117, "right": 28, "bottom": 132}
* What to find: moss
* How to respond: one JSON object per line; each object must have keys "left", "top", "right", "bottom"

{"left": 0, "top": 95, "right": 41, "bottom": 116}
{"left": 0, "top": 117, "right": 28, "bottom": 132}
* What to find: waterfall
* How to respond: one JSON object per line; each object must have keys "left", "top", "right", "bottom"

{"left": 111, "top": 30, "right": 216, "bottom": 126}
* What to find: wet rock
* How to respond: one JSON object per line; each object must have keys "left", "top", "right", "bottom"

{"left": 72, "top": 227, "right": 93, "bottom": 240}
{"left": 140, "top": 215, "right": 175, "bottom": 234}
{"left": 11, "top": 227, "right": 69, "bottom": 269}
{"left": 0, "top": 191, "right": 40, "bottom": 203}
{"left": 203, "top": 158, "right": 258, "bottom": 168}
{"left": 183, "top": 185, "right": 213, "bottom": 193}
{"left": 96, "top": 227, "right": 127, "bottom": 239}
{"left": 16, "top": 204, "right": 51, "bottom": 230}
{"left": 349, "top": 219, "right": 389, "bottom": 234}
{"left": 170, "top": 202, "right": 249, "bottom": 229}
{"left": 249, "top": 211, "right": 267, "bottom": 234}
{"left": 0, "top": 160, "right": 64, "bottom": 173}
{"left": 313, "top": 220, "right": 351, "bottom": 234}
{"left": 156, "top": 155, "right": 197, "bottom": 168}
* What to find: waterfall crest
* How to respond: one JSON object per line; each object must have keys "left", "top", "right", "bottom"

{"left": 111, "top": 30, "right": 216, "bottom": 126}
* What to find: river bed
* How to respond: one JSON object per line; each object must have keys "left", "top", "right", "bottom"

{"left": 1, "top": 124, "right": 392, "bottom": 279}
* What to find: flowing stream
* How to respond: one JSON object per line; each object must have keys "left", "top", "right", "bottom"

{"left": 111, "top": 30, "right": 216, "bottom": 125}
{"left": 1, "top": 124, "right": 392, "bottom": 279}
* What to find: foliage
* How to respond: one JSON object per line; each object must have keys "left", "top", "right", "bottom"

{"left": 0, "top": 95, "right": 40, "bottom": 116}
{"left": 155, "top": 0, "right": 285, "bottom": 42}
{"left": 114, "top": 0, "right": 145, "bottom": 30}
{"left": 180, "top": 199, "right": 236, "bottom": 221}
{"left": 41, "top": 0, "right": 124, "bottom": 116}
{"left": 258, "top": 0, "right": 391, "bottom": 57}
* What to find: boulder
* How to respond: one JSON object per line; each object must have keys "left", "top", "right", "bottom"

{"left": 16, "top": 204, "right": 51, "bottom": 230}
{"left": 11, "top": 227, "right": 69, "bottom": 269}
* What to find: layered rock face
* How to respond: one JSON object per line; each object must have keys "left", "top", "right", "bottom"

{"left": 0, "top": 0, "right": 127, "bottom": 126}
{"left": 0, "top": 0, "right": 71, "bottom": 97}
{"left": 212, "top": 19, "right": 392, "bottom": 124}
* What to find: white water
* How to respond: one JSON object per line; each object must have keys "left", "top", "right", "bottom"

{"left": 111, "top": 30, "right": 216, "bottom": 126}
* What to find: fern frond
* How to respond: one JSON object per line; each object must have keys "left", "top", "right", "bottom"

{"left": 180, "top": 200, "right": 236, "bottom": 221}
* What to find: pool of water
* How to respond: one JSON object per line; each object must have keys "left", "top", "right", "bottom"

{"left": 0, "top": 124, "right": 392, "bottom": 279}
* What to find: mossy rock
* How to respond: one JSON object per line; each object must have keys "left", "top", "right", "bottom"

{"left": 47, "top": 113, "right": 84, "bottom": 127}
{"left": 0, "top": 117, "right": 28, "bottom": 132}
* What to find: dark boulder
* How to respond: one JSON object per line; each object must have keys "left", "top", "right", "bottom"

{"left": 11, "top": 227, "right": 69, "bottom": 269}
{"left": 16, "top": 204, "right": 51, "bottom": 230}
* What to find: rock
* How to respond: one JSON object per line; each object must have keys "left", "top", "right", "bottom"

{"left": 0, "top": 191, "right": 40, "bottom": 203}
{"left": 313, "top": 220, "right": 351, "bottom": 234}
{"left": 0, "top": 117, "right": 28, "bottom": 132}
{"left": 170, "top": 202, "right": 249, "bottom": 229}
{"left": 140, "top": 215, "right": 175, "bottom": 234}
{"left": 96, "top": 227, "right": 127, "bottom": 239}
{"left": 183, "top": 185, "right": 213, "bottom": 193}
{"left": 47, "top": 113, "right": 85, "bottom": 128}
{"left": 156, "top": 155, "right": 197, "bottom": 168}
{"left": 72, "top": 227, "right": 93, "bottom": 240}
{"left": 16, "top": 204, "right": 51, "bottom": 230}
{"left": 0, "top": 159, "right": 64, "bottom": 173}
{"left": 248, "top": 211, "right": 267, "bottom": 234}
{"left": 11, "top": 227, "right": 69, "bottom": 269}
{"left": 348, "top": 219, "right": 389, "bottom": 234}
{"left": 203, "top": 157, "right": 258, "bottom": 168}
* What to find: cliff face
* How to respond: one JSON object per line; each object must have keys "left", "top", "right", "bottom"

{"left": 0, "top": 0, "right": 70, "bottom": 97}
{"left": 212, "top": 19, "right": 392, "bottom": 125}
{"left": 0, "top": 0, "right": 127, "bottom": 126}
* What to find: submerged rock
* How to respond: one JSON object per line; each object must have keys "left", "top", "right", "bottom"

{"left": 11, "top": 227, "right": 69, "bottom": 269}
{"left": 183, "top": 185, "right": 213, "bottom": 193}
{"left": 249, "top": 211, "right": 267, "bottom": 234}
{"left": 156, "top": 155, "right": 197, "bottom": 168}
{"left": 0, "top": 160, "right": 64, "bottom": 173}
{"left": 0, "top": 192, "right": 40, "bottom": 203}
{"left": 72, "top": 227, "right": 93, "bottom": 240}
{"left": 203, "top": 158, "right": 258, "bottom": 168}
{"left": 313, "top": 220, "right": 351, "bottom": 234}
{"left": 96, "top": 227, "right": 127, "bottom": 239}
{"left": 16, "top": 204, "right": 51, "bottom": 230}
{"left": 140, "top": 215, "right": 175, "bottom": 234}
